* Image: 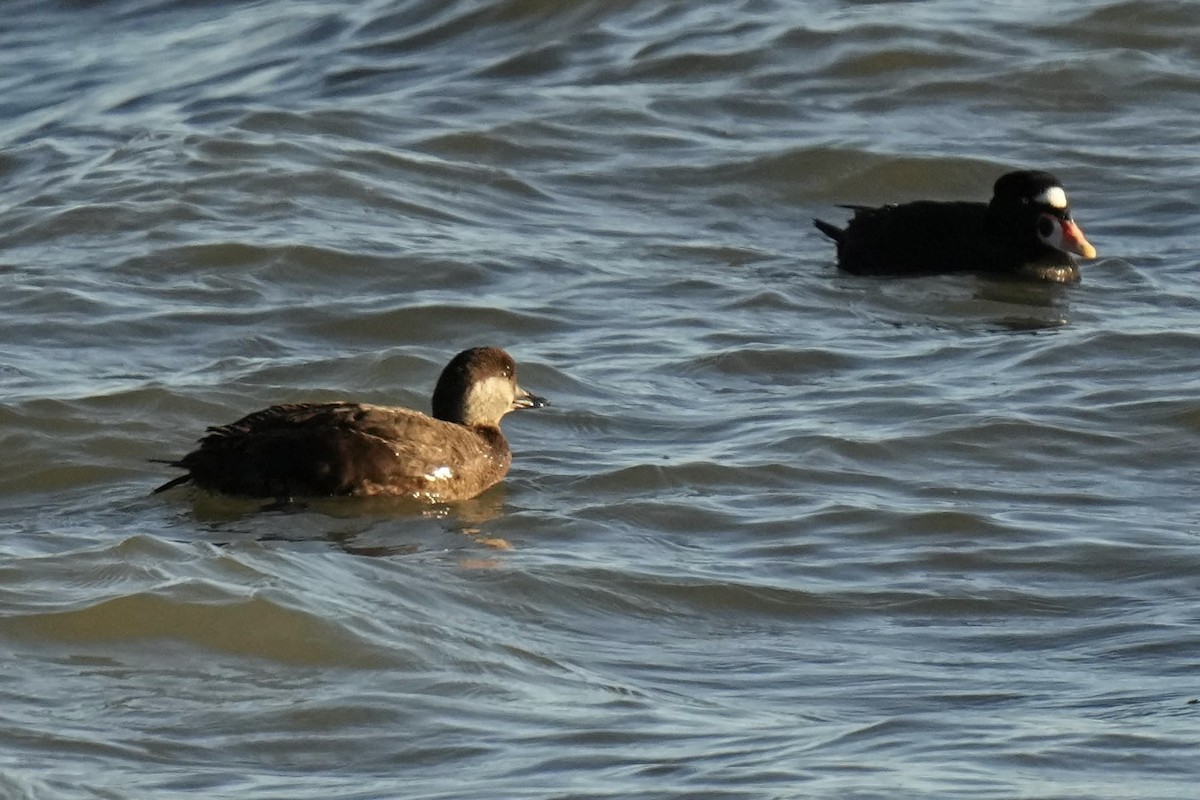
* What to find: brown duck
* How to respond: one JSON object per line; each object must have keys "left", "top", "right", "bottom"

{"left": 154, "top": 346, "right": 547, "bottom": 502}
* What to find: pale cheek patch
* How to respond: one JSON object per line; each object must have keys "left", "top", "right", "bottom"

{"left": 1035, "top": 186, "right": 1068, "bottom": 209}
{"left": 1037, "top": 215, "right": 1064, "bottom": 249}
{"left": 467, "top": 376, "right": 514, "bottom": 414}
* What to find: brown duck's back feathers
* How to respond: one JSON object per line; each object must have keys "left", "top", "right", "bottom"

{"left": 159, "top": 402, "right": 512, "bottom": 501}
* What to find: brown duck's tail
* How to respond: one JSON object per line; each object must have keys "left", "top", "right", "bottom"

{"left": 813, "top": 218, "right": 844, "bottom": 243}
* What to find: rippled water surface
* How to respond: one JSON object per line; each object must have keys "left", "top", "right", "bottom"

{"left": 3, "top": 0, "right": 1200, "bottom": 797}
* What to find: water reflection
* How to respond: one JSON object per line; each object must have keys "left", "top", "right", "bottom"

{"left": 170, "top": 485, "right": 510, "bottom": 557}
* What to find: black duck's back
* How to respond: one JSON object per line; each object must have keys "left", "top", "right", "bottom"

{"left": 831, "top": 201, "right": 990, "bottom": 276}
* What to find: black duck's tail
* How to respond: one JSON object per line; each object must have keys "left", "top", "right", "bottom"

{"left": 813, "top": 218, "right": 844, "bottom": 243}
{"left": 148, "top": 459, "right": 191, "bottom": 494}
{"left": 152, "top": 474, "right": 191, "bottom": 494}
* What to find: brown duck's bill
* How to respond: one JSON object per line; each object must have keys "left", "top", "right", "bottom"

{"left": 1060, "top": 219, "right": 1097, "bottom": 260}
{"left": 512, "top": 390, "right": 549, "bottom": 410}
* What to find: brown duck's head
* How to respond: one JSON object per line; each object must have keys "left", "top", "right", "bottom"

{"left": 431, "top": 346, "right": 548, "bottom": 427}
{"left": 987, "top": 170, "right": 1097, "bottom": 261}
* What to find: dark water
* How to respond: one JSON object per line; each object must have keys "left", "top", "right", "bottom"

{"left": 2, "top": 0, "right": 1200, "bottom": 797}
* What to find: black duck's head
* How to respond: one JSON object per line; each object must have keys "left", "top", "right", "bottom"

{"left": 987, "top": 170, "right": 1097, "bottom": 262}
{"left": 431, "top": 346, "right": 548, "bottom": 427}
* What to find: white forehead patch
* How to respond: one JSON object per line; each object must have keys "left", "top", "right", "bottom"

{"left": 1035, "top": 186, "right": 1068, "bottom": 209}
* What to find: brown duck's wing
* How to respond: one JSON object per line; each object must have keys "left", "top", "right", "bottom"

{"left": 174, "top": 403, "right": 510, "bottom": 501}
{"left": 347, "top": 405, "right": 513, "bottom": 500}
{"left": 175, "top": 403, "right": 387, "bottom": 497}
{"left": 835, "top": 201, "right": 990, "bottom": 275}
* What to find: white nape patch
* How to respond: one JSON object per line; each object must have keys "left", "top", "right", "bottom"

{"left": 426, "top": 466, "right": 454, "bottom": 481}
{"left": 1035, "top": 186, "right": 1068, "bottom": 209}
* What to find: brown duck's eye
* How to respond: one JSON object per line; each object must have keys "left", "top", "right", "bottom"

{"left": 1037, "top": 217, "right": 1055, "bottom": 238}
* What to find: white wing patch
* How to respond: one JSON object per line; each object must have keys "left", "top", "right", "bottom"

{"left": 1036, "top": 186, "right": 1068, "bottom": 209}
{"left": 426, "top": 466, "right": 454, "bottom": 481}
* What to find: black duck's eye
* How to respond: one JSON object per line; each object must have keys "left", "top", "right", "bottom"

{"left": 1037, "top": 217, "right": 1055, "bottom": 238}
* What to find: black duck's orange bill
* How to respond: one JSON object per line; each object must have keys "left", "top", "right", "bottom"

{"left": 1061, "top": 219, "right": 1097, "bottom": 259}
